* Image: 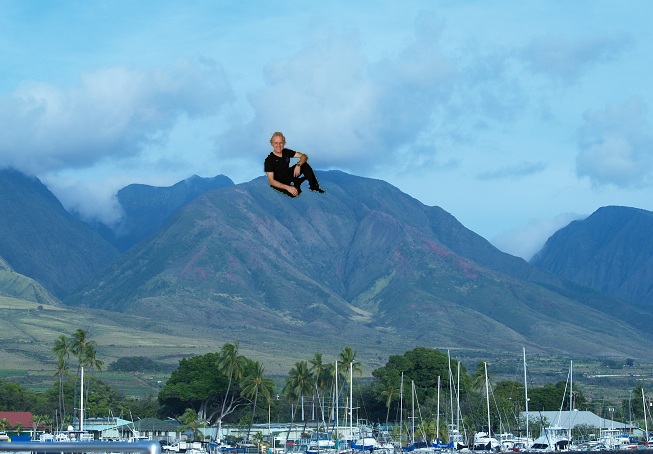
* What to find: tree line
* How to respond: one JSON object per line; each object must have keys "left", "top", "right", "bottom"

{"left": 0, "top": 333, "right": 650, "bottom": 443}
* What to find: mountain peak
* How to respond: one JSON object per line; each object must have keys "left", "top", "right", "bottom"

{"left": 532, "top": 205, "right": 653, "bottom": 306}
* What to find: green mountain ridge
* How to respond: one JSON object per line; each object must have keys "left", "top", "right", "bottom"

{"left": 0, "top": 168, "right": 119, "bottom": 297}
{"left": 0, "top": 257, "right": 58, "bottom": 306}
{"left": 532, "top": 205, "right": 653, "bottom": 306}
{"left": 86, "top": 174, "right": 234, "bottom": 252}
{"left": 2, "top": 168, "right": 653, "bottom": 372}
{"left": 68, "top": 171, "right": 653, "bottom": 361}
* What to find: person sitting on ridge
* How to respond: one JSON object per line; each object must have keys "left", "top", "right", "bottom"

{"left": 264, "top": 131, "right": 325, "bottom": 197}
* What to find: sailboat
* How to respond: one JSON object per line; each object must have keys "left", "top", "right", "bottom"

{"left": 529, "top": 361, "right": 573, "bottom": 452}
{"left": 472, "top": 363, "right": 500, "bottom": 452}
{"left": 444, "top": 355, "right": 467, "bottom": 451}
{"left": 495, "top": 349, "right": 532, "bottom": 452}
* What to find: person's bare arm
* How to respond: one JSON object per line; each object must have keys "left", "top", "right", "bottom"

{"left": 292, "top": 152, "right": 308, "bottom": 178}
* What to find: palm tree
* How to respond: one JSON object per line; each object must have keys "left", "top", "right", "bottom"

{"left": 378, "top": 376, "right": 400, "bottom": 426}
{"left": 216, "top": 342, "right": 246, "bottom": 438}
{"left": 69, "top": 329, "right": 103, "bottom": 427}
{"left": 52, "top": 334, "right": 71, "bottom": 424}
{"left": 241, "top": 361, "right": 275, "bottom": 441}
{"left": 337, "top": 346, "right": 362, "bottom": 377}
{"left": 337, "top": 346, "right": 362, "bottom": 400}
{"left": 80, "top": 343, "right": 104, "bottom": 371}
{"left": 470, "top": 361, "right": 486, "bottom": 392}
{"left": 179, "top": 408, "right": 205, "bottom": 441}
{"left": 70, "top": 328, "right": 89, "bottom": 363}
{"left": 284, "top": 361, "right": 315, "bottom": 423}
{"left": 309, "top": 353, "right": 331, "bottom": 426}
{"left": 33, "top": 414, "right": 51, "bottom": 436}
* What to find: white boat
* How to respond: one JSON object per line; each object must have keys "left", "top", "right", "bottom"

{"left": 471, "top": 432, "right": 500, "bottom": 452}
{"left": 446, "top": 426, "right": 467, "bottom": 450}
{"left": 472, "top": 363, "right": 499, "bottom": 452}
{"left": 529, "top": 361, "right": 575, "bottom": 452}
{"left": 529, "top": 426, "right": 570, "bottom": 452}
{"left": 597, "top": 428, "right": 633, "bottom": 450}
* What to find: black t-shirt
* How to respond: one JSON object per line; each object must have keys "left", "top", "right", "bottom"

{"left": 264, "top": 148, "right": 296, "bottom": 182}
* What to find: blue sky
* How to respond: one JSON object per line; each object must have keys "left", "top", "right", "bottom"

{"left": 1, "top": 1, "right": 652, "bottom": 259}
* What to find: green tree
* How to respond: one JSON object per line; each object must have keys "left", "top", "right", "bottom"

{"left": 69, "top": 328, "right": 104, "bottom": 426}
{"left": 372, "top": 347, "right": 463, "bottom": 424}
{"left": 0, "top": 380, "right": 36, "bottom": 412}
{"left": 284, "top": 361, "right": 314, "bottom": 423}
{"left": 179, "top": 407, "right": 206, "bottom": 441}
{"left": 376, "top": 372, "right": 401, "bottom": 426}
{"left": 309, "top": 353, "right": 334, "bottom": 426}
{"left": 338, "top": 346, "right": 362, "bottom": 380}
{"left": 337, "top": 346, "right": 362, "bottom": 418}
{"left": 215, "top": 342, "right": 248, "bottom": 439}
{"left": 469, "top": 362, "right": 487, "bottom": 392}
{"left": 158, "top": 352, "right": 228, "bottom": 418}
{"left": 52, "top": 334, "right": 71, "bottom": 424}
{"left": 241, "top": 361, "right": 275, "bottom": 441}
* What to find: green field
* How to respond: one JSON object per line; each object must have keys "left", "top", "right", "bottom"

{"left": 1, "top": 295, "right": 651, "bottom": 407}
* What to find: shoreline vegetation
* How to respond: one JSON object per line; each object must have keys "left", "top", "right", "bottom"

{"left": 1, "top": 332, "right": 652, "bottom": 444}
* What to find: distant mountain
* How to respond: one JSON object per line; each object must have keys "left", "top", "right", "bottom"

{"left": 69, "top": 172, "right": 653, "bottom": 360}
{"left": 0, "top": 168, "right": 119, "bottom": 297}
{"left": 531, "top": 206, "right": 653, "bottom": 306}
{"left": 87, "top": 174, "right": 234, "bottom": 251}
{"left": 0, "top": 256, "right": 59, "bottom": 306}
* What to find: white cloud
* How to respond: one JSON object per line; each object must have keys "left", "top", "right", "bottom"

{"left": 576, "top": 97, "right": 653, "bottom": 188}
{"left": 491, "top": 212, "right": 585, "bottom": 260}
{"left": 218, "top": 16, "right": 460, "bottom": 172}
{"left": 0, "top": 59, "right": 233, "bottom": 175}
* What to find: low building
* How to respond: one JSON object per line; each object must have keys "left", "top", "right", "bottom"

{"left": 0, "top": 412, "right": 34, "bottom": 430}
{"left": 133, "top": 418, "right": 180, "bottom": 442}
{"left": 520, "top": 410, "right": 636, "bottom": 432}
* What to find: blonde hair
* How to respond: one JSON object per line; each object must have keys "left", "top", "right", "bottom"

{"left": 270, "top": 131, "right": 286, "bottom": 145}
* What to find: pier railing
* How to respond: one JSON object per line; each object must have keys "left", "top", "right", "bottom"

{"left": 0, "top": 440, "right": 161, "bottom": 454}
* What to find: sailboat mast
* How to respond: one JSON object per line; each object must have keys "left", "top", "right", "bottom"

{"left": 448, "top": 350, "right": 454, "bottom": 429}
{"left": 569, "top": 360, "right": 573, "bottom": 442}
{"left": 412, "top": 380, "right": 415, "bottom": 445}
{"left": 523, "top": 348, "right": 529, "bottom": 441}
{"left": 569, "top": 360, "right": 573, "bottom": 411}
{"left": 484, "top": 362, "right": 490, "bottom": 437}
{"left": 457, "top": 361, "right": 461, "bottom": 432}
{"left": 335, "top": 361, "right": 339, "bottom": 439}
{"left": 643, "top": 388, "right": 649, "bottom": 447}
{"left": 437, "top": 375, "right": 441, "bottom": 442}
{"left": 400, "top": 372, "right": 404, "bottom": 446}
{"left": 80, "top": 366, "right": 84, "bottom": 432}
{"left": 350, "top": 363, "right": 353, "bottom": 443}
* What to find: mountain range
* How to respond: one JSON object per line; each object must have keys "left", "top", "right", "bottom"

{"left": 1, "top": 167, "right": 652, "bottom": 369}
{"left": 531, "top": 206, "right": 653, "bottom": 307}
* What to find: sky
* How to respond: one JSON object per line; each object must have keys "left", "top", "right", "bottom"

{"left": 1, "top": 1, "right": 652, "bottom": 260}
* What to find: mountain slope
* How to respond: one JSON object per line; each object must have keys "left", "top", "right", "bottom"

{"left": 88, "top": 174, "right": 234, "bottom": 251}
{"left": 69, "top": 172, "right": 653, "bottom": 360}
{"left": 0, "top": 168, "right": 119, "bottom": 297}
{"left": 531, "top": 206, "right": 653, "bottom": 307}
{"left": 0, "top": 256, "right": 59, "bottom": 306}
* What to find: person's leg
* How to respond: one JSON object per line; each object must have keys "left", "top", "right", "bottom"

{"left": 270, "top": 171, "right": 301, "bottom": 197}
{"left": 271, "top": 185, "right": 300, "bottom": 197}
{"left": 297, "top": 163, "right": 324, "bottom": 192}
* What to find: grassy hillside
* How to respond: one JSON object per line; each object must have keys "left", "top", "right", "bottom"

{"left": 68, "top": 173, "right": 653, "bottom": 362}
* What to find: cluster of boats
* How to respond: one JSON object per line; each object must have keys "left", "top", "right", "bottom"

{"left": 271, "top": 425, "right": 650, "bottom": 454}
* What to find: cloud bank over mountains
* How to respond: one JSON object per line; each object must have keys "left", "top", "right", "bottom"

{"left": 0, "top": 1, "right": 651, "bottom": 258}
